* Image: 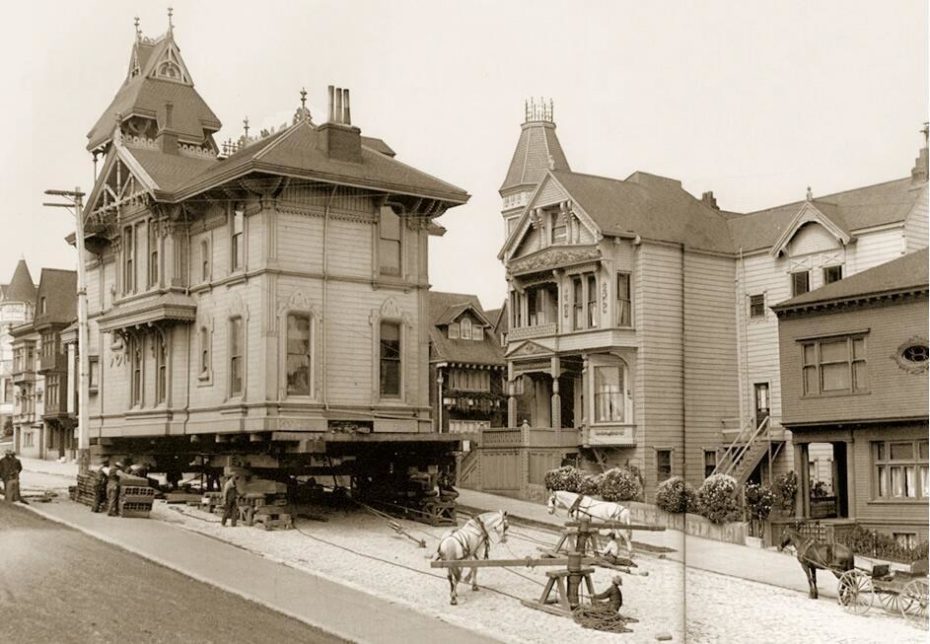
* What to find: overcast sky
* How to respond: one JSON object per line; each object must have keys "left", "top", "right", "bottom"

{"left": 2, "top": 1, "right": 926, "bottom": 308}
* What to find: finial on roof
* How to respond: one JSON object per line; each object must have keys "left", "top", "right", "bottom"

{"left": 167, "top": 7, "right": 174, "bottom": 34}
{"left": 134, "top": 16, "right": 141, "bottom": 41}
{"left": 300, "top": 87, "right": 307, "bottom": 109}
{"left": 922, "top": 122, "right": 929, "bottom": 147}
{"left": 243, "top": 117, "right": 250, "bottom": 139}
{"left": 806, "top": 186, "right": 813, "bottom": 201}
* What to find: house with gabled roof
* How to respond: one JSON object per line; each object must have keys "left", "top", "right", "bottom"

{"left": 71, "top": 14, "right": 469, "bottom": 487}
{"left": 428, "top": 292, "right": 506, "bottom": 434}
{"left": 489, "top": 100, "right": 928, "bottom": 503}
{"left": 774, "top": 248, "right": 928, "bottom": 540}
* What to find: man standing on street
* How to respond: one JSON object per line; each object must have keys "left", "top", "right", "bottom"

{"left": 221, "top": 474, "right": 241, "bottom": 527}
{"left": 0, "top": 449, "right": 26, "bottom": 504}
{"left": 106, "top": 461, "right": 123, "bottom": 516}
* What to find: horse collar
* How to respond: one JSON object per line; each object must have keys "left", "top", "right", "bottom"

{"left": 569, "top": 495, "right": 583, "bottom": 518}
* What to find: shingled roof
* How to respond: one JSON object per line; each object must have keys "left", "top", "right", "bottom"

{"left": 87, "top": 32, "right": 221, "bottom": 152}
{"left": 429, "top": 292, "right": 505, "bottom": 367}
{"left": 500, "top": 120, "right": 570, "bottom": 194}
{"left": 773, "top": 248, "right": 928, "bottom": 311}
{"left": 164, "top": 119, "right": 468, "bottom": 204}
{"left": 1, "top": 259, "right": 37, "bottom": 303}
{"left": 728, "top": 177, "right": 922, "bottom": 253}
{"left": 33, "top": 269, "right": 77, "bottom": 327}
{"left": 550, "top": 170, "right": 736, "bottom": 254}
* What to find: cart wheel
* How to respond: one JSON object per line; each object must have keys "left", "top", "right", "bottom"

{"left": 837, "top": 570, "right": 873, "bottom": 615}
{"left": 899, "top": 579, "right": 928, "bottom": 629}
{"left": 877, "top": 588, "right": 901, "bottom": 614}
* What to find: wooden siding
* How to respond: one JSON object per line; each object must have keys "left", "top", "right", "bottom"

{"left": 850, "top": 227, "right": 906, "bottom": 274}
{"left": 683, "top": 253, "right": 739, "bottom": 487}
{"left": 850, "top": 423, "right": 928, "bottom": 536}
{"left": 905, "top": 185, "right": 929, "bottom": 253}
{"left": 779, "top": 298, "right": 929, "bottom": 425}
{"left": 638, "top": 243, "right": 685, "bottom": 493}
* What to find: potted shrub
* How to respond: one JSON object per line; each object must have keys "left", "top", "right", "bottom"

{"left": 655, "top": 476, "right": 696, "bottom": 514}
{"left": 696, "top": 474, "right": 741, "bottom": 524}
{"left": 598, "top": 467, "right": 643, "bottom": 502}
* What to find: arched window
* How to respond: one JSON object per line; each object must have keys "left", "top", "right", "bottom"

{"left": 286, "top": 313, "right": 312, "bottom": 396}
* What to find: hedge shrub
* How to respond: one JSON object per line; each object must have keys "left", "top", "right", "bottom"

{"left": 773, "top": 471, "right": 799, "bottom": 513}
{"left": 598, "top": 467, "right": 643, "bottom": 502}
{"left": 578, "top": 473, "right": 602, "bottom": 496}
{"left": 838, "top": 526, "right": 930, "bottom": 564}
{"left": 655, "top": 476, "right": 696, "bottom": 514}
{"left": 544, "top": 466, "right": 585, "bottom": 493}
{"left": 696, "top": 474, "right": 740, "bottom": 524}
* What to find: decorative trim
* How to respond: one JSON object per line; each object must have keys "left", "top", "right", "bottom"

{"left": 892, "top": 336, "right": 929, "bottom": 374}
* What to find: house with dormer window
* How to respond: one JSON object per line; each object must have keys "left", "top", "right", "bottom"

{"left": 482, "top": 99, "right": 928, "bottom": 503}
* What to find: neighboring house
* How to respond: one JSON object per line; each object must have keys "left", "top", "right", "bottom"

{"left": 487, "top": 100, "right": 928, "bottom": 500}
{"left": 9, "top": 269, "right": 77, "bottom": 460}
{"left": 0, "top": 260, "right": 37, "bottom": 439}
{"left": 428, "top": 291, "right": 506, "bottom": 433}
{"left": 73, "top": 20, "right": 468, "bottom": 480}
{"left": 773, "top": 248, "right": 928, "bottom": 542}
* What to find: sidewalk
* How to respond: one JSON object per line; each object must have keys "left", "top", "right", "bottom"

{"left": 456, "top": 488, "right": 840, "bottom": 600}
{"left": 22, "top": 488, "right": 497, "bottom": 644}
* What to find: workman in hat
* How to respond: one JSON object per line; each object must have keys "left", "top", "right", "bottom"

{"left": 106, "top": 461, "right": 123, "bottom": 516}
{"left": 0, "top": 449, "right": 25, "bottom": 504}
{"left": 221, "top": 474, "right": 242, "bottom": 527}
{"left": 592, "top": 575, "right": 624, "bottom": 614}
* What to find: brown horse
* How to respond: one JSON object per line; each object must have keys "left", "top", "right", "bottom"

{"left": 779, "top": 527, "right": 854, "bottom": 599}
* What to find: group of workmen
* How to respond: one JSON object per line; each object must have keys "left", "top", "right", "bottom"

{"left": 91, "top": 461, "right": 128, "bottom": 516}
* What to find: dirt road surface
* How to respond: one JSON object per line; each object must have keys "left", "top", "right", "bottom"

{"left": 0, "top": 503, "right": 345, "bottom": 644}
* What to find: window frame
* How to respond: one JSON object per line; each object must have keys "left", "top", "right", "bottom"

{"left": 229, "top": 316, "right": 244, "bottom": 397}
{"left": 130, "top": 335, "right": 143, "bottom": 407}
{"left": 791, "top": 270, "right": 810, "bottom": 297}
{"left": 155, "top": 335, "right": 168, "bottom": 405}
{"left": 285, "top": 311, "right": 314, "bottom": 398}
{"left": 872, "top": 439, "right": 928, "bottom": 501}
{"left": 616, "top": 272, "right": 632, "bottom": 327}
{"left": 200, "top": 238, "right": 211, "bottom": 283}
{"left": 823, "top": 265, "right": 843, "bottom": 285}
{"left": 148, "top": 221, "right": 160, "bottom": 289}
{"left": 199, "top": 326, "right": 212, "bottom": 382}
{"left": 123, "top": 224, "right": 137, "bottom": 294}
{"left": 590, "top": 360, "right": 628, "bottom": 425}
{"left": 800, "top": 334, "right": 869, "bottom": 397}
{"left": 379, "top": 320, "right": 403, "bottom": 399}
{"left": 586, "top": 274, "right": 598, "bottom": 329}
{"left": 656, "top": 448, "right": 672, "bottom": 483}
{"left": 231, "top": 208, "right": 245, "bottom": 273}
{"left": 88, "top": 356, "right": 99, "bottom": 394}
{"left": 749, "top": 294, "right": 766, "bottom": 319}
{"left": 378, "top": 205, "right": 403, "bottom": 277}
{"left": 704, "top": 449, "right": 718, "bottom": 479}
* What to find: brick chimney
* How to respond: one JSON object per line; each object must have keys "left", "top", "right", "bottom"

{"left": 318, "top": 86, "right": 362, "bottom": 163}
{"left": 701, "top": 191, "right": 719, "bottom": 210}
{"left": 912, "top": 123, "right": 928, "bottom": 184}
{"left": 156, "top": 101, "right": 179, "bottom": 154}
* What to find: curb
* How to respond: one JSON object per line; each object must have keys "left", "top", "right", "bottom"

{"left": 21, "top": 501, "right": 359, "bottom": 644}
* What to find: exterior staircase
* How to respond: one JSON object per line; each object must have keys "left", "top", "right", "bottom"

{"left": 712, "top": 416, "right": 785, "bottom": 485}
{"left": 457, "top": 445, "right": 481, "bottom": 489}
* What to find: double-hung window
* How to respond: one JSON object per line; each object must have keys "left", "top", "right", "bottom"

{"left": 286, "top": 313, "right": 312, "bottom": 396}
{"left": 130, "top": 336, "right": 143, "bottom": 406}
{"left": 379, "top": 321, "right": 401, "bottom": 397}
{"left": 379, "top": 206, "right": 402, "bottom": 276}
{"left": 749, "top": 294, "right": 765, "bottom": 318}
{"left": 148, "top": 223, "right": 159, "bottom": 288}
{"left": 593, "top": 365, "right": 624, "bottom": 423}
{"left": 155, "top": 338, "right": 167, "bottom": 404}
{"left": 587, "top": 275, "right": 598, "bottom": 328}
{"left": 791, "top": 270, "right": 810, "bottom": 297}
{"left": 617, "top": 273, "right": 632, "bottom": 327}
{"left": 229, "top": 317, "right": 244, "bottom": 396}
{"left": 231, "top": 209, "right": 244, "bottom": 272}
{"left": 123, "top": 226, "right": 136, "bottom": 293}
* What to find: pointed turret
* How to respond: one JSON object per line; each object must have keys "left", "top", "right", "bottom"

{"left": 2, "top": 259, "right": 37, "bottom": 304}
{"left": 499, "top": 98, "right": 570, "bottom": 237}
{"left": 86, "top": 10, "right": 221, "bottom": 155}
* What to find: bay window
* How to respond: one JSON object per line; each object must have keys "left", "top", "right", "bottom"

{"left": 593, "top": 363, "right": 625, "bottom": 423}
{"left": 874, "top": 440, "right": 928, "bottom": 500}
{"left": 801, "top": 335, "right": 868, "bottom": 396}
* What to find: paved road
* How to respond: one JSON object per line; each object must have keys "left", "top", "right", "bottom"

{"left": 0, "top": 503, "right": 345, "bottom": 644}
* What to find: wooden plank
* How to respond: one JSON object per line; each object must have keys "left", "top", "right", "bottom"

{"left": 564, "top": 520, "right": 666, "bottom": 531}
{"left": 430, "top": 557, "right": 598, "bottom": 569}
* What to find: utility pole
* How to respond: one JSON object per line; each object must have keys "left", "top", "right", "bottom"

{"left": 43, "top": 187, "right": 90, "bottom": 475}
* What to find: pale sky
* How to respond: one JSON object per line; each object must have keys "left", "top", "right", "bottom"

{"left": 1, "top": 1, "right": 926, "bottom": 309}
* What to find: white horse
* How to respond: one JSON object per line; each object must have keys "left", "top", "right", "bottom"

{"left": 436, "top": 510, "right": 509, "bottom": 605}
{"left": 547, "top": 490, "right": 633, "bottom": 556}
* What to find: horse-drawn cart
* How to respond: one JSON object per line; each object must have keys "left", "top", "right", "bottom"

{"left": 836, "top": 559, "right": 928, "bottom": 628}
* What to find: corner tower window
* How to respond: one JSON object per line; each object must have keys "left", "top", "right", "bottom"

{"left": 286, "top": 313, "right": 312, "bottom": 396}
{"left": 380, "top": 321, "right": 401, "bottom": 397}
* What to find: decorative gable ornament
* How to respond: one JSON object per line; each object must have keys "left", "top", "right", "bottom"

{"left": 770, "top": 200, "right": 854, "bottom": 258}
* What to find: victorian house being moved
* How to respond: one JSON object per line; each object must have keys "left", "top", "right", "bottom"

{"left": 487, "top": 100, "right": 928, "bottom": 505}
{"left": 75, "top": 17, "right": 468, "bottom": 487}
{"left": 0, "top": 260, "right": 37, "bottom": 440}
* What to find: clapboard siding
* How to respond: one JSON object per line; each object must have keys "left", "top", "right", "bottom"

{"left": 852, "top": 227, "right": 906, "bottom": 274}
{"left": 683, "top": 253, "right": 739, "bottom": 487}
{"left": 779, "top": 298, "right": 928, "bottom": 424}
{"left": 638, "top": 243, "right": 684, "bottom": 491}
{"left": 905, "top": 186, "right": 929, "bottom": 252}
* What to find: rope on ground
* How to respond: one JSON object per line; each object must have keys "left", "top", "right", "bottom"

{"left": 572, "top": 605, "right": 635, "bottom": 634}
{"left": 291, "top": 521, "right": 529, "bottom": 604}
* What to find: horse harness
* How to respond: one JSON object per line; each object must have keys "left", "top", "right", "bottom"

{"left": 451, "top": 515, "right": 493, "bottom": 560}
{"left": 568, "top": 495, "right": 584, "bottom": 519}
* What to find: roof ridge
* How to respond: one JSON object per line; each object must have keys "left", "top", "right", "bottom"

{"left": 745, "top": 176, "right": 912, "bottom": 216}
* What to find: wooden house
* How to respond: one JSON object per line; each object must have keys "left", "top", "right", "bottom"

{"left": 0, "top": 260, "right": 36, "bottom": 439}
{"left": 73, "top": 19, "right": 469, "bottom": 483}
{"left": 484, "top": 100, "right": 928, "bottom": 501}
{"left": 774, "top": 248, "right": 928, "bottom": 541}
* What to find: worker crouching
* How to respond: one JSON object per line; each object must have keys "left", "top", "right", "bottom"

{"left": 592, "top": 575, "right": 623, "bottom": 613}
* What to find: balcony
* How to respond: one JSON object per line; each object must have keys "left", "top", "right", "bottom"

{"left": 480, "top": 426, "right": 580, "bottom": 448}
{"left": 582, "top": 424, "right": 636, "bottom": 447}
{"left": 11, "top": 366, "right": 35, "bottom": 385}
{"left": 38, "top": 351, "right": 67, "bottom": 374}
{"left": 509, "top": 322, "right": 557, "bottom": 341}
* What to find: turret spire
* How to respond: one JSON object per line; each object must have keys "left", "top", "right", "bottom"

{"left": 134, "top": 16, "right": 142, "bottom": 41}
{"left": 167, "top": 7, "right": 174, "bottom": 35}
